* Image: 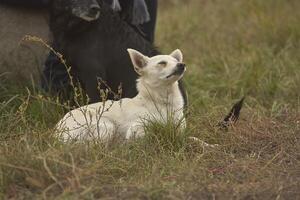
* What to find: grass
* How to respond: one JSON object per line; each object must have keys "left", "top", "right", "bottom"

{"left": 0, "top": 0, "right": 300, "bottom": 199}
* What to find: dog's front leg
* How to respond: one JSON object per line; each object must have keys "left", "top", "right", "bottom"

{"left": 87, "top": 118, "right": 115, "bottom": 142}
{"left": 125, "top": 122, "right": 145, "bottom": 140}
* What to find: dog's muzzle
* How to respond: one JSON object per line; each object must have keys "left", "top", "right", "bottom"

{"left": 74, "top": 4, "right": 101, "bottom": 22}
{"left": 88, "top": 4, "right": 101, "bottom": 18}
{"left": 175, "top": 63, "right": 186, "bottom": 74}
{"left": 166, "top": 63, "right": 186, "bottom": 78}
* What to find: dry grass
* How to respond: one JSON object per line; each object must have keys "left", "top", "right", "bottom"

{"left": 0, "top": 0, "right": 300, "bottom": 199}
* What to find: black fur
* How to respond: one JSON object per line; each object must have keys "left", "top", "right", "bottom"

{"left": 49, "top": 0, "right": 187, "bottom": 106}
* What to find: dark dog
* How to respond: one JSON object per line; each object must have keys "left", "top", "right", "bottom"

{"left": 49, "top": 0, "right": 244, "bottom": 128}
{"left": 49, "top": 0, "right": 188, "bottom": 107}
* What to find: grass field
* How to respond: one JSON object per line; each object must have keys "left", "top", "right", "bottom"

{"left": 0, "top": 0, "right": 300, "bottom": 199}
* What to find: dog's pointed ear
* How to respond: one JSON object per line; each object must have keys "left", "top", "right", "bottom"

{"left": 170, "top": 49, "right": 183, "bottom": 62}
{"left": 127, "top": 48, "right": 149, "bottom": 75}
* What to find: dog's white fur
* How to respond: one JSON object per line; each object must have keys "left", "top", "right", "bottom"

{"left": 56, "top": 49, "right": 186, "bottom": 142}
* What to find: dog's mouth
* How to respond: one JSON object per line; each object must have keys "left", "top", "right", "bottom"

{"left": 166, "top": 71, "right": 184, "bottom": 79}
{"left": 72, "top": 5, "right": 101, "bottom": 22}
{"left": 78, "top": 11, "right": 100, "bottom": 21}
{"left": 166, "top": 63, "right": 186, "bottom": 79}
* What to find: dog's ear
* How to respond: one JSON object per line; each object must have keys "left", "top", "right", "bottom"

{"left": 170, "top": 49, "right": 183, "bottom": 62}
{"left": 127, "top": 48, "right": 149, "bottom": 75}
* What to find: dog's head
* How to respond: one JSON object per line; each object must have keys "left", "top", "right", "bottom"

{"left": 127, "top": 49, "right": 186, "bottom": 87}
{"left": 51, "top": 0, "right": 101, "bottom": 22}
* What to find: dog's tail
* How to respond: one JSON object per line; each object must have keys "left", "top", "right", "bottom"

{"left": 218, "top": 97, "right": 245, "bottom": 130}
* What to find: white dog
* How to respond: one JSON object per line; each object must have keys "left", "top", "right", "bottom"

{"left": 56, "top": 48, "right": 186, "bottom": 142}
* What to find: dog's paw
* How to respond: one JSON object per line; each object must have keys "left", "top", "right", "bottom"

{"left": 91, "top": 121, "right": 115, "bottom": 141}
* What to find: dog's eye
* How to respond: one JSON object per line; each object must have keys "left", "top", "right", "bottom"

{"left": 158, "top": 61, "right": 167, "bottom": 67}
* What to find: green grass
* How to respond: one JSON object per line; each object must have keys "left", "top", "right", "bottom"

{"left": 0, "top": 0, "right": 300, "bottom": 199}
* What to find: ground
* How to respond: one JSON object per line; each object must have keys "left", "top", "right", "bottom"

{"left": 0, "top": 0, "right": 299, "bottom": 199}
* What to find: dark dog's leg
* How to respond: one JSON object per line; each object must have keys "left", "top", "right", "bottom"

{"left": 178, "top": 79, "right": 188, "bottom": 110}
{"left": 75, "top": 59, "right": 108, "bottom": 103}
{"left": 218, "top": 97, "right": 245, "bottom": 130}
{"left": 41, "top": 50, "right": 72, "bottom": 100}
{"left": 80, "top": 74, "right": 107, "bottom": 103}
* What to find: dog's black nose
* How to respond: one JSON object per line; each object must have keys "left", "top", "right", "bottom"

{"left": 89, "top": 4, "right": 101, "bottom": 17}
{"left": 176, "top": 63, "right": 186, "bottom": 73}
